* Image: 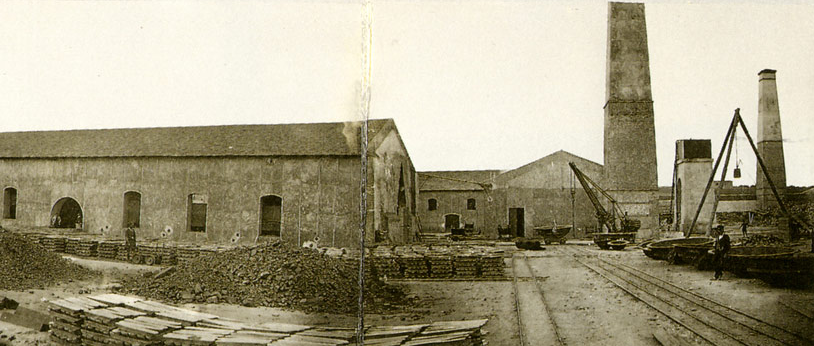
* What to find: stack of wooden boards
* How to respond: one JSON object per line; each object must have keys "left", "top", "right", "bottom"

{"left": 46, "top": 294, "right": 488, "bottom": 346}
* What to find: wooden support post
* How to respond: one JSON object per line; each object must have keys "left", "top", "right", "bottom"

{"left": 736, "top": 114, "right": 812, "bottom": 235}
{"left": 687, "top": 109, "right": 739, "bottom": 237}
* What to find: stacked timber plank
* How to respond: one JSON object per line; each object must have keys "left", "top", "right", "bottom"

{"left": 403, "top": 319, "right": 488, "bottom": 346}
{"left": 76, "top": 239, "right": 99, "bottom": 257}
{"left": 41, "top": 236, "right": 66, "bottom": 253}
{"left": 45, "top": 294, "right": 489, "bottom": 346}
{"left": 83, "top": 306, "right": 146, "bottom": 345}
{"left": 47, "top": 297, "right": 108, "bottom": 344}
{"left": 213, "top": 330, "right": 288, "bottom": 345}
{"left": 365, "top": 325, "right": 427, "bottom": 346}
{"left": 112, "top": 315, "right": 183, "bottom": 345}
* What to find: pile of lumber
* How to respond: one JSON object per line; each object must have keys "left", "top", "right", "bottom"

{"left": 46, "top": 294, "right": 489, "bottom": 346}
{"left": 47, "top": 296, "right": 108, "bottom": 344}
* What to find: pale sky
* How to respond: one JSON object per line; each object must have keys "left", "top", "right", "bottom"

{"left": 1, "top": 1, "right": 813, "bottom": 187}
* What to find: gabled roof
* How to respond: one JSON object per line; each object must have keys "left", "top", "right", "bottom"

{"left": 418, "top": 170, "right": 501, "bottom": 191}
{"left": 497, "top": 150, "right": 603, "bottom": 182}
{"left": 0, "top": 119, "right": 393, "bottom": 158}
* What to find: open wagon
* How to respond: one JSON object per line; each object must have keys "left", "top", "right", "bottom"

{"left": 534, "top": 225, "right": 572, "bottom": 245}
{"left": 643, "top": 237, "right": 712, "bottom": 260}
{"left": 593, "top": 232, "right": 637, "bottom": 250}
{"left": 723, "top": 246, "right": 813, "bottom": 286}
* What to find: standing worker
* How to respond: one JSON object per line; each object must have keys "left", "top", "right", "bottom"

{"left": 125, "top": 223, "right": 137, "bottom": 261}
{"left": 740, "top": 218, "right": 748, "bottom": 238}
{"left": 712, "top": 225, "right": 731, "bottom": 280}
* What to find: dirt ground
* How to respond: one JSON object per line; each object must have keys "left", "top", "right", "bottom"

{"left": 2, "top": 244, "right": 813, "bottom": 345}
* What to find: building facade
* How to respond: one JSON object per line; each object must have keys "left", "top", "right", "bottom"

{"left": 0, "top": 119, "right": 417, "bottom": 248}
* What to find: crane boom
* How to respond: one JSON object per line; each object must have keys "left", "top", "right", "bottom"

{"left": 568, "top": 162, "right": 617, "bottom": 232}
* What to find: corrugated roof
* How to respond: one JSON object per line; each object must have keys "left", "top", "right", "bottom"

{"left": 0, "top": 119, "right": 392, "bottom": 158}
{"left": 418, "top": 170, "right": 501, "bottom": 191}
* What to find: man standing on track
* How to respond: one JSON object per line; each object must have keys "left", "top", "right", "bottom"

{"left": 713, "top": 225, "right": 731, "bottom": 280}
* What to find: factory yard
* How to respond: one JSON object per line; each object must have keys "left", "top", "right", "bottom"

{"left": 2, "top": 237, "right": 813, "bottom": 346}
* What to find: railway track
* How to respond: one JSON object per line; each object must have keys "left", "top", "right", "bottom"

{"left": 569, "top": 247, "right": 813, "bottom": 346}
{"left": 511, "top": 253, "right": 565, "bottom": 346}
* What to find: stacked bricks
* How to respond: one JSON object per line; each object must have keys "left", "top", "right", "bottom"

{"left": 453, "top": 254, "right": 480, "bottom": 278}
{"left": 372, "top": 247, "right": 401, "bottom": 279}
{"left": 76, "top": 239, "right": 99, "bottom": 257}
{"left": 427, "top": 247, "right": 453, "bottom": 279}
{"left": 97, "top": 241, "right": 121, "bottom": 260}
{"left": 40, "top": 236, "right": 66, "bottom": 253}
{"left": 400, "top": 253, "right": 429, "bottom": 279}
{"left": 480, "top": 255, "right": 504, "bottom": 278}
{"left": 63, "top": 238, "right": 81, "bottom": 255}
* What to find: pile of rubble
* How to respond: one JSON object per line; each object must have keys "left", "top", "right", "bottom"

{"left": 116, "top": 241, "right": 403, "bottom": 314}
{"left": 739, "top": 234, "right": 786, "bottom": 246}
{"left": 0, "top": 230, "right": 97, "bottom": 291}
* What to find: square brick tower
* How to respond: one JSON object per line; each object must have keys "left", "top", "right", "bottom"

{"left": 603, "top": 2, "right": 659, "bottom": 237}
{"left": 756, "top": 69, "right": 787, "bottom": 208}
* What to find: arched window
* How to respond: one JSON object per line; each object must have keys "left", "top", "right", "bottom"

{"left": 467, "top": 198, "right": 476, "bottom": 210}
{"left": 187, "top": 194, "right": 207, "bottom": 232}
{"left": 260, "top": 195, "right": 282, "bottom": 236}
{"left": 428, "top": 198, "right": 437, "bottom": 211}
{"left": 3, "top": 187, "right": 16, "bottom": 219}
{"left": 123, "top": 191, "right": 141, "bottom": 228}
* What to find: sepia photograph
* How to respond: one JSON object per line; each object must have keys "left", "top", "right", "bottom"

{"left": 0, "top": 1, "right": 813, "bottom": 345}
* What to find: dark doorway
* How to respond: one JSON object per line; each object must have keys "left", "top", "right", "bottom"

{"left": 187, "top": 194, "right": 207, "bottom": 232}
{"left": 123, "top": 191, "right": 141, "bottom": 228}
{"left": 51, "top": 197, "right": 82, "bottom": 228}
{"left": 509, "top": 208, "right": 525, "bottom": 237}
{"left": 260, "top": 195, "right": 282, "bottom": 236}
{"left": 3, "top": 187, "right": 16, "bottom": 219}
{"left": 444, "top": 214, "right": 460, "bottom": 233}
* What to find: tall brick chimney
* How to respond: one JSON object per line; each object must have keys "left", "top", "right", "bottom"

{"left": 602, "top": 2, "right": 659, "bottom": 237}
{"left": 755, "top": 69, "right": 786, "bottom": 208}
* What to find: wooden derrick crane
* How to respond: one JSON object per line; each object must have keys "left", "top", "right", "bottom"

{"left": 568, "top": 162, "right": 640, "bottom": 233}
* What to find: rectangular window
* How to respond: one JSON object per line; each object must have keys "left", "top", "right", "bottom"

{"left": 428, "top": 199, "right": 437, "bottom": 211}
{"left": 467, "top": 198, "right": 476, "bottom": 210}
{"left": 188, "top": 194, "right": 207, "bottom": 232}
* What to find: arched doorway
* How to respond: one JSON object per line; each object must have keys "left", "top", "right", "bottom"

{"left": 444, "top": 214, "right": 460, "bottom": 233}
{"left": 123, "top": 191, "right": 141, "bottom": 228}
{"left": 51, "top": 197, "right": 83, "bottom": 229}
